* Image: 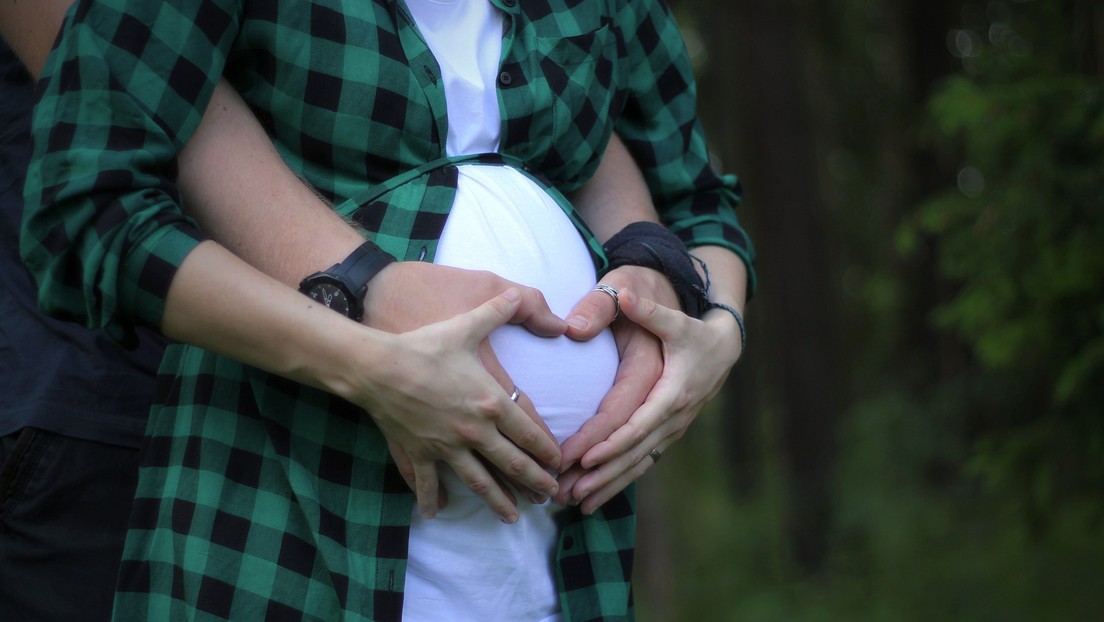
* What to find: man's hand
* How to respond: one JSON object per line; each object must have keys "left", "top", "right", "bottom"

{"left": 554, "top": 265, "right": 674, "bottom": 506}
{"left": 363, "top": 262, "right": 567, "bottom": 516}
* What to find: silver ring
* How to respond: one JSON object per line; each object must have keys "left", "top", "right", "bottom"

{"left": 509, "top": 385, "right": 521, "bottom": 403}
{"left": 648, "top": 448, "right": 662, "bottom": 464}
{"left": 593, "top": 283, "right": 620, "bottom": 321}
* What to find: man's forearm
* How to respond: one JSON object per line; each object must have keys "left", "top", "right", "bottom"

{"left": 694, "top": 245, "right": 748, "bottom": 315}
{"left": 178, "top": 81, "right": 364, "bottom": 286}
{"left": 184, "top": 101, "right": 661, "bottom": 288}
{"left": 568, "top": 134, "right": 660, "bottom": 242}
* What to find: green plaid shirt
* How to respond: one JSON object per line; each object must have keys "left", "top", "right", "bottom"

{"left": 23, "top": 0, "right": 755, "bottom": 620}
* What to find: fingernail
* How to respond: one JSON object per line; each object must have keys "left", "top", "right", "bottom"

{"left": 501, "top": 513, "right": 519, "bottom": 524}
{"left": 623, "top": 289, "right": 637, "bottom": 304}
{"left": 528, "top": 492, "right": 548, "bottom": 505}
{"left": 503, "top": 288, "right": 521, "bottom": 302}
{"left": 422, "top": 510, "right": 436, "bottom": 520}
{"left": 566, "top": 315, "right": 588, "bottom": 330}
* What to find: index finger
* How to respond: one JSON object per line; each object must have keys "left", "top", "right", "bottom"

{"left": 478, "top": 340, "right": 560, "bottom": 472}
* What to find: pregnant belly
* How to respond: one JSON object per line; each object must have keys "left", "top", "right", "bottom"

{"left": 404, "top": 164, "right": 619, "bottom": 622}
{"left": 433, "top": 164, "right": 619, "bottom": 446}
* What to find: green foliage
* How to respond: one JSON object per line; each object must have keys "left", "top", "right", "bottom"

{"left": 901, "top": 0, "right": 1104, "bottom": 521}
{"left": 641, "top": 398, "right": 1104, "bottom": 621}
{"left": 641, "top": 1, "right": 1104, "bottom": 619}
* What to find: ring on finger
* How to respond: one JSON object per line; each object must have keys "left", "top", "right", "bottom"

{"left": 593, "top": 283, "right": 620, "bottom": 321}
{"left": 509, "top": 385, "right": 522, "bottom": 403}
{"left": 648, "top": 448, "right": 662, "bottom": 464}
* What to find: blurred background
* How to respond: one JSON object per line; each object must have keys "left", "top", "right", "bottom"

{"left": 633, "top": 0, "right": 1104, "bottom": 619}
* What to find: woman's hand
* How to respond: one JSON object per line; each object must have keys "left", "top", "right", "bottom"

{"left": 352, "top": 288, "right": 563, "bottom": 524}
{"left": 163, "top": 243, "right": 562, "bottom": 524}
{"left": 363, "top": 263, "right": 567, "bottom": 516}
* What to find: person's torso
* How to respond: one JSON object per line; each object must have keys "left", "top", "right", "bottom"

{"left": 396, "top": 4, "right": 618, "bottom": 619}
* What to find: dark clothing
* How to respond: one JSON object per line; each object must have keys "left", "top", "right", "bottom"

{"left": 0, "top": 429, "right": 141, "bottom": 622}
{"left": 0, "top": 44, "right": 165, "bottom": 449}
{"left": 0, "top": 41, "right": 163, "bottom": 622}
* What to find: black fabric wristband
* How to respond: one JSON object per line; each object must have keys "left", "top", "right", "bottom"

{"left": 603, "top": 222, "right": 710, "bottom": 318}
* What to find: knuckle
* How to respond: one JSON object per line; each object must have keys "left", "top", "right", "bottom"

{"left": 453, "top": 424, "right": 482, "bottom": 446}
{"left": 513, "top": 427, "right": 540, "bottom": 449}
{"left": 472, "top": 394, "right": 501, "bottom": 421}
{"left": 504, "top": 455, "right": 529, "bottom": 478}
{"left": 416, "top": 477, "right": 436, "bottom": 496}
{"left": 467, "top": 477, "right": 493, "bottom": 496}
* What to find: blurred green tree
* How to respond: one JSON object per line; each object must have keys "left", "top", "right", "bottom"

{"left": 901, "top": 0, "right": 1104, "bottom": 527}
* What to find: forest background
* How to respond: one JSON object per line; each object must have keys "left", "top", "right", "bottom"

{"left": 634, "top": 0, "right": 1104, "bottom": 619}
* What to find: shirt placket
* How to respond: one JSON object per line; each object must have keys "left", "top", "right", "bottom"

{"left": 392, "top": 0, "right": 450, "bottom": 158}
{"left": 488, "top": 0, "right": 527, "bottom": 151}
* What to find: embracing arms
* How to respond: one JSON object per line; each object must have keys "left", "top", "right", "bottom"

{"left": 9, "top": 0, "right": 755, "bottom": 520}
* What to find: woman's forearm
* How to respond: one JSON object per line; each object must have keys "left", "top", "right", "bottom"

{"left": 160, "top": 240, "right": 380, "bottom": 398}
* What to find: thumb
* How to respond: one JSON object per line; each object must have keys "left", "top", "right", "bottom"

{"left": 617, "top": 288, "right": 683, "bottom": 341}
{"left": 565, "top": 288, "right": 618, "bottom": 341}
{"left": 459, "top": 288, "right": 524, "bottom": 345}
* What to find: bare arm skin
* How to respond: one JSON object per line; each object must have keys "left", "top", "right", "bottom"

{"left": 177, "top": 80, "right": 689, "bottom": 517}
{"left": 0, "top": 0, "right": 71, "bottom": 78}
{"left": 559, "top": 139, "right": 750, "bottom": 512}
{"left": 3, "top": 0, "right": 748, "bottom": 518}
{"left": 161, "top": 242, "right": 561, "bottom": 524}
{"left": 1, "top": 0, "right": 563, "bottom": 521}
{"left": 566, "top": 246, "right": 747, "bottom": 514}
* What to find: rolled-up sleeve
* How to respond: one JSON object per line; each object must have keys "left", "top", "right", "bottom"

{"left": 21, "top": 0, "right": 241, "bottom": 339}
{"left": 614, "top": 0, "right": 757, "bottom": 294}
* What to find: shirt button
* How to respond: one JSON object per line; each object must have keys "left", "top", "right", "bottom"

{"left": 498, "top": 71, "right": 513, "bottom": 86}
{"left": 563, "top": 535, "right": 575, "bottom": 550}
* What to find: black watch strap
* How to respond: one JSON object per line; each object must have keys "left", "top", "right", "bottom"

{"left": 338, "top": 240, "right": 396, "bottom": 292}
{"left": 298, "top": 241, "right": 396, "bottom": 321}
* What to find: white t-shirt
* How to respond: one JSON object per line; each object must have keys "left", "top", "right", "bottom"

{"left": 401, "top": 1, "right": 620, "bottom": 621}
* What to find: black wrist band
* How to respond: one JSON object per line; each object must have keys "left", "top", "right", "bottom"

{"left": 705, "top": 301, "right": 747, "bottom": 354}
{"left": 603, "top": 222, "right": 710, "bottom": 318}
{"left": 298, "top": 241, "right": 396, "bottom": 322}
{"left": 341, "top": 240, "right": 396, "bottom": 292}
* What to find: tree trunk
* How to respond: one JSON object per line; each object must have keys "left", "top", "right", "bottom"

{"left": 697, "top": 0, "right": 841, "bottom": 574}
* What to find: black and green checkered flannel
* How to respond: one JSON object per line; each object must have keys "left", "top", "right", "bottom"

{"left": 23, "top": 0, "right": 756, "bottom": 620}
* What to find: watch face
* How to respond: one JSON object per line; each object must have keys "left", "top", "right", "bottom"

{"left": 308, "top": 283, "right": 352, "bottom": 317}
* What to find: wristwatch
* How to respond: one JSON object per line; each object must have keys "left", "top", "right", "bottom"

{"left": 298, "top": 241, "right": 396, "bottom": 322}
